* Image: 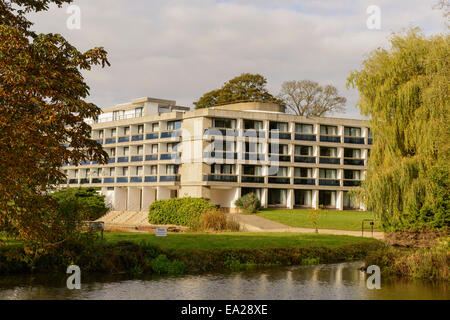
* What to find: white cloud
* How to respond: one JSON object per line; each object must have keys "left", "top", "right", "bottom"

{"left": 27, "top": 0, "right": 445, "bottom": 119}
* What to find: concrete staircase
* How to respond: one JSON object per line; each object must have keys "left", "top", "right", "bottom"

{"left": 96, "top": 210, "right": 151, "bottom": 229}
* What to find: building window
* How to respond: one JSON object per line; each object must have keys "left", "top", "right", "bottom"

{"left": 124, "top": 127, "right": 130, "bottom": 135}
{"left": 269, "top": 122, "right": 288, "bottom": 132}
{"left": 138, "top": 125, "right": 144, "bottom": 134}
{"left": 213, "top": 118, "right": 236, "bottom": 129}
{"left": 320, "top": 125, "right": 337, "bottom": 135}
{"left": 294, "top": 167, "right": 313, "bottom": 177}
{"left": 98, "top": 130, "right": 104, "bottom": 139}
{"left": 344, "top": 127, "right": 361, "bottom": 137}
{"left": 269, "top": 144, "right": 288, "bottom": 154}
{"left": 295, "top": 190, "right": 312, "bottom": 207}
{"left": 344, "top": 170, "right": 360, "bottom": 180}
{"left": 151, "top": 144, "right": 158, "bottom": 154}
{"left": 137, "top": 145, "right": 143, "bottom": 155}
{"left": 109, "top": 168, "right": 115, "bottom": 176}
{"left": 111, "top": 128, "right": 116, "bottom": 137}
{"left": 110, "top": 148, "right": 116, "bottom": 157}
{"left": 167, "top": 120, "right": 181, "bottom": 130}
{"left": 167, "top": 143, "right": 179, "bottom": 153}
{"left": 152, "top": 123, "right": 159, "bottom": 132}
{"left": 150, "top": 165, "right": 157, "bottom": 175}
{"left": 295, "top": 145, "right": 312, "bottom": 156}
{"left": 244, "top": 141, "right": 263, "bottom": 153}
{"left": 320, "top": 147, "right": 337, "bottom": 157}
{"left": 123, "top": 147, "right": 129, "bottom": 156}
{"left": 122, "top": 167, "right": 128, "bottom": 176}
{"left": 166, "top": 164, "right": 178, "bottom": 174}
{"left": 242, "top": 165, "right": 262, "bottom": 176}
{"left": 319, "top": 169, "right": 337, "bottom": 179}
{"left": 295, "top": 123, "right": 313, "bottom": 134}
{"left": 344, "top": 148, "right": 361, "bottom": 158}
{"left": 268, "top": 189, "right": 287, "bottom": 205}
{"left": 243, "top": 120, "right": 263, "bottom": 130}
{"left": 136, "top": 166, "right": 143, "bottom": 176}
{"left": 135, "top": 107, "right": 143, "bottom": 117}
{"left": 319, "top": 190, "right": 336, "bottom": 207}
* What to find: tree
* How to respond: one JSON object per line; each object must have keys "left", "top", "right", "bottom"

{"left": 347, "top": 28, "right": 449, "bottom": 231}
{"left": 278, "top": 80, "right": 346, "bottom": 116}
{"left": 0, "top": 1, "right": 109, "bottom": 248}
{"left": 194, "top": 73, "right": 282, "bottom": 109}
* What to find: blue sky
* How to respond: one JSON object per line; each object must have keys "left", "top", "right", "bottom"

{"left": 29, "top": 0, "right": 447, "bottom": 119}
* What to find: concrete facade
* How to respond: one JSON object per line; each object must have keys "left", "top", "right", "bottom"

{"left": 62, "top": 97, "right": 372, "bottom": 212}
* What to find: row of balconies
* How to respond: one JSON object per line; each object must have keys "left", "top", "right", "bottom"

{"left": 66, "top": 175, "right": 180, "bottom": 185}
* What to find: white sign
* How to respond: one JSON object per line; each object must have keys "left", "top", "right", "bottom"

{"left": 155, "top": 227, "right": 167, "bottom": 237}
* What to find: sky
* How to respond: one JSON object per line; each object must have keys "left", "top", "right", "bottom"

{"left": 28, "top": 0, "right": 447, "bottom": 119}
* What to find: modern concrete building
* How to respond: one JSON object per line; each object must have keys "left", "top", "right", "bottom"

{"left": 62, "top": 97, "right": 372, "bottom": 212}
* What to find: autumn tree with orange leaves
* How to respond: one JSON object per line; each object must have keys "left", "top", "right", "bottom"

{"left": 0, "top": 0, "right": 109, "bottom": 249}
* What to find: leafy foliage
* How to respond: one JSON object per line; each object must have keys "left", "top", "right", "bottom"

{"left": 0, "top": 3, "right": 109, "bottom": 248}
{"left": 278, "top": 80, "right": 346, "bottom": 116}
{"left": 50, "top": 187, "right": 109, "bottom": 221}
{"left": 148, "top": 197, "right": 216, "bottom": 228}
{"left": 234, "top": 193, "right": 261, "bottom": 214}
{"left": 347, "top": 29, "right": 449, "bottom": 231}
{"left": 194, "top": 73, "right": 283, "bottom": 108}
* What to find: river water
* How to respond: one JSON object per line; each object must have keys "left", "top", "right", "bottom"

{"left": 0, "top": 262, "right": 447, "bottom": 300}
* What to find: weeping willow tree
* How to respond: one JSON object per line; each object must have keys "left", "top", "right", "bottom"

{"left": 347, "top": 28, "right": 449, "bottom": 231}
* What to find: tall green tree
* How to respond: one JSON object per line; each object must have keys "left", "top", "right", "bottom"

{"left": 194, "top": 73, "right": 283, "bottom": 109}
{"left": 0, "top": 0, "right": 109, "bottom": 248}
{"left": 347, "top": 28, "right": 449, "bottom": 231}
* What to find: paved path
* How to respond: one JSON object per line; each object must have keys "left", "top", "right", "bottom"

{"left": 228, "top": 214, "right": 384, "bottom": 240}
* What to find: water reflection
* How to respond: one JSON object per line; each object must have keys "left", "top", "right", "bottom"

{"left": 0, "top": 262, "right": 448, "bottom": 300}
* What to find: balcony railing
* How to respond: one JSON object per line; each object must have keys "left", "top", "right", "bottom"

{"left": 160, "top": 131, "right": 181, "bottom": 139}
{"left": 203, "top": 174, "right": 238, "bottom": 182}
{"left": 160, "top": 153, "right": 180, "bottom": 160}
{"left": 159, "top": 175, "right": 180, "bottom": 182}
{"left": 130, "top": 177, "right": 142, "bottom": 183}
{"left": 146, "top": 133, "right": 159, "bottom": 140}
{"left": 319, "top": 157, "right": 340, "bottom": 165}
{"left": 241, "top": 176, "right": 265, "bottom": 183}
{"left": 132, "top": 134, "right": 144, "bottom": 141}
{"left": 95, "top": 139, "right": 103, "bottom": 144}
{"left": 343, "top": 180, "right": 361, "bottom": 187}
{"left": 268, "top": 154, "right": 291, "bottom": 162}
{"left": 319, "top": 179, "right": 340, "bottom": 186}
{"left": 344, "top": 136, "right": 365, "bottom": 144}
{"left": 241, "top": 153, "right": 265, "bottom": 161}
{"left": 103, "top": 177, "right": 114, "bottom": 183}
{"left": 105, "top": 138, "right": 116, "bottom": 144}
{"left": 80, "top": 178, "right": 90, "bottom": 184}
{"left": 343, "top": 158, "right": 364, "bottom": 166}
{"left": 320, "top": 135, "right": 341, "bottom": 143}
{"left": 118, "top": 136, "right": 130, "bottom": 143}
{"left": 242, "top": 130, "right": 265, "bottom": 138}
{"left": 117, "top": 156, "right": 129, "bottom": 163}
{"left": 145, "top": 154, "right": 158, "bottom": 161}
{"left": 204, "top": 152, "right": 238, "bottom": 160}
{"left": 92, "top": 178, "right": 102, "bottom": 184}
{"left": 69, "top": 179, "right": 78, "bottom": 184}
{"left": 107, "top": 158, "right": 116, "bottom": 164}
{"left": 295, "top": 133, "right": 316, "bottom": 141}
{"left": 116, "top": 177, "right": 128, "bottom": 183}
{"left": 294, "top": 178, "right": 315, "bottom": 185}
{"left": 269, "top": 131, "right": 291, "bottom": 140}
{"left": 131, "top": 155, "right": 143, "bottom": 162}
{"left": 145, "top": 176, "right": 157, "bottom": 182}
{"left": 294, "top": 156, "right": 316, "bottom": 163}
{"left": 268, "top": 177, "right": 290, "bottom": 184}
{"left": 204, "top": 128, "right": 238, "bottom": 137}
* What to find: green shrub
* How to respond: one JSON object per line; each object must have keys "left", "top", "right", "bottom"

{"left": 197, "top": 209, "right": 241, "bottom": 232}
{"left": 234, "top": 193, "right": 261, "bottom": 214}
{"left": 50, "top": 187, "right": 109, "bottom": 221}
{"left": 148, "top": 197, "right": 216, "bottom": 227}
{"left": 150, "top": 254, "right": 186, "bottom": 275}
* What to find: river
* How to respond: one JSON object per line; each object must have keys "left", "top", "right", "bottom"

{"left": 0, "top": 262, "right": 447, "bottom": 300}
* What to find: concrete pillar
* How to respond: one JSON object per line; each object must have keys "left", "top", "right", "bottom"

{"left": 261, "top": 188, "right": 268, "bottom": 208}
{"left": 142, "top": 187, "right": 156, "bottom": 212}
{"left": 287, "top": 189, "right": 294, "bottom": 209}
{"left": 101, "top": 187, "right": 114, "bottom": 209}
{"left": 113, "top": 187, "right": 127, "bottom": 211}
{"left": 336, "top": 190, "right": 344, "bottom": 211}
{"left": 312, "top": 189, "right": 319, "bottom": 209}
{"left": 127, "top": 187, "right": 141, "bottom": 212}
{"left": 231, "top": 187, "right": 241, "bottom": 208}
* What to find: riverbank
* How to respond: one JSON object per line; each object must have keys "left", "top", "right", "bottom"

{"left": 0, "top": 232, "right": 383, "bottom": 275}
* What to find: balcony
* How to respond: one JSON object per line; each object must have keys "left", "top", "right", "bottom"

{"left": 116, "top": 177, "right": 128, "bottom": 183}
{"left": 105, "top": 138, "right": 116, "bottom": 144}
{"left": 131, "top": 155, "right": 143, "bottom": 162}
{"left": 92, "top": 178, "right": 102, "bottom": 184}
{"left": 204, "top": 152, "right": 238, "bottom": 160}
{"left": 160, "top": 153, "right": 180, "bottom": 160}
{"left": 268, "top": 177, "right": 290, "bottom": 184}
{"left": 159, "top": 175, "right": 180, "bottom": 182}
{"left": 144, "top": 176, "right": 157, "bottom": 182}
{"left": 160, "top": 131, "right": 181, "bottom": 139}
{"left": 146, "top": 133, "right": 158, "bottom": 140}
{"left": 131, "top": 134, "right": 144, "bottom": 142}
{"left": 242, "top": 130, "right": 265, "bottom": 138}
{"left": 319, "top": 157, "right": 340, "bottom": 165}
{"left": 295, "top": 133, "right": 316, "bottom": 141}
{"left": 118, "top": 136, "right": 130, "bottom": 143}
{"left": 320, "top": 135, "right": 341, "bottom": 143}
{"left": 343, "top": 158, "right": 364, "bottom": 166}
{"left": 69, "top": 179, "right": 78, "bottom": 184}
{"left": 117, "top": 156, "right": 129, "bottom": 163}
{"left": 241, "top": 176, "right": 265, "bottom": 183}
{"left": 241, "top": 153, "right": 265, "bottom": 161}
{"left": 203, "top": 174, "right": 238, "bottom": 182}
{"left": 294, "top": 178, "right": 315, "bottom": 185}
{"left": 204, "top": 128, "right": 238, "bottom": 137}
{"left": 294, "top": 156, "right": 316, "bottom": 163}
{"left": 80, "top": 178, "right": 89, "bottom": 184}
{"left": 95, "top": 139, "right": 103, "bottom": 144}
{"left": 344, "top": 136, "right": 365, "bottom": 144}
{"left": 343, "top": 180, "right": 361, "bottom": 187}
{"left": 145, "top": 154, "right": 158, "bottom": 161}
{"left": 130, "top": 177, "right": 142, "bottom": 183}
{"left": 103, "top": 177, "right": 114, "bottom": 183}
{"left": 268, "top": 154, "right": 291, "bottom": 162}
{"left": 319, "top": 179, "right": 340, "bottom": 186}
{"left": 269, "top": 131, "right": 291, "bottom": 140}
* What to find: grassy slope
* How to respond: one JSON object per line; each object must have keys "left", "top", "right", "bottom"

{"left": 256, "top": 209, "right": 380, "bottom": 231}
{"left": 103, "top": 231, "right": 377, "bottom": 250}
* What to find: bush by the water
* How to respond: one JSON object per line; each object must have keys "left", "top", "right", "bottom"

{"left": 148, "top": 197, "right": 216, "bottom": 228}
{"left": 234, "top": 193, "right": 261, "bottom": 214}
{"left": 50, "top": 187, "right": 109, "bottom": 221}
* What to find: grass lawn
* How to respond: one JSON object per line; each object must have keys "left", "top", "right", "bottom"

{"left": 256, "top": 209, "right": 380, "bottom": 231}
{"left": 102, "top": 231, "right": 377, "bottom": 250}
